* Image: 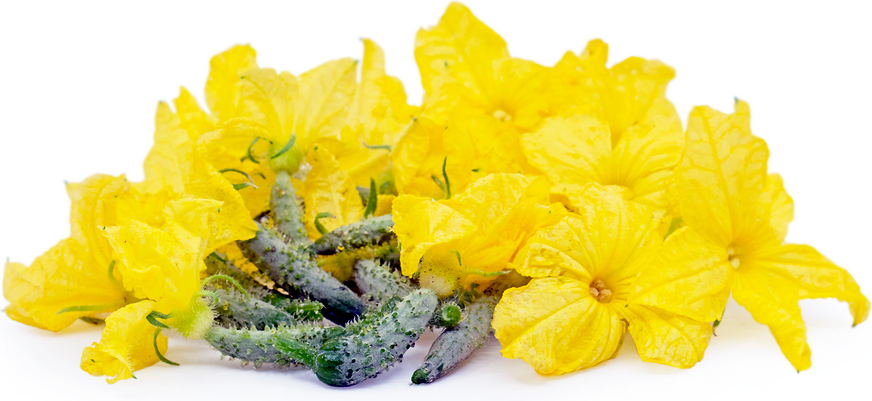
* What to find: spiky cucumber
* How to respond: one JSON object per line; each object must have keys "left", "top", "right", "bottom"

{"left": 271, "top": 171, "right": 308, "bottom": 244}
{"left": 353, "top": 259, "right": 413, "bottom": 304}
{"left": 309, "top": 289, "right": 438, "bottom": 387}
{"left": 205, "top": 324, "right": 342, "bottom": 367}
{"left": 411, "top": 295, "right": 497, "bottom": 384}
{"left": 239, "top": 221, "right": 364, "bottom": 325}
{"left": 312, "top": 215, "right": 394, "bottom": 255}
{"left": 213, "top": 289, "right": 321, "bottom": 329}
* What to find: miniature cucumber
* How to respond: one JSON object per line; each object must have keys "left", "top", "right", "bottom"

{"left": 261, "top": 294, "right": 324, "bottom": 321}
{"left": 271, "top": 171, "right": 308, "bottom": 244}
{"left": 239, "top": 221, "right": 364, "bottom": 325}
{"left": 312, "top": 215, "right": 395, "bottom": 255}
{"left": 204, "top": 252, "right": 272, "bottom": 300}
{"left": 353, "top": 259, "right": 413, "bottom": 304}
{"left": 212, "top": 289, "right": 314, "bottom": 329}
{"left": 311, "top": 289, "right": 438, "bottom": 387}
{"left": 205, "top": 324, "right": 342, "bottom": 367}
{"left": 411, "top": 295, "right": 497, "bottom": 384}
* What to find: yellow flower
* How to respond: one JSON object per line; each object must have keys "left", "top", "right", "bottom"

{"left": 671, "top": 101, "right": 869, "bottom": 371}
{"left": 139, "top": 101, "right": 257, "bottom": 247}
{"left": 82, "top": 198, "right": 223, "bottom": 383}
{"left": 522, "top": 112, "right": 683, "bottom": 212}
{"left": 3, "top": 174, "right": 153, "bottom": 331}
{"left": 416, "top": 2, "right": 550, "bottom": 131}
{"left": 392, "top": 173, "right": 565, "bottom": 296}
{"left": 546, "top": 39, "right": 682, "bottom": 146}
{"left": 294, "top": 146, "right": 365, "bottom": 239}
{"left": 344, "top": 39, "right": 419, "bottom": 149}
{"left": 493, "top": 184, "right": 728, "bottom": 374}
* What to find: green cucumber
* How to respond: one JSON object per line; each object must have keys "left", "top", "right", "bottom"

{"left": 205, "top": 324, "right": 342, "bottom": 368}
{"left": 212, "top": 289, "right": 317, "bottom": 330}
{"left": 411, "top": 295, "right": 497, "bottom": 384}
{"left": 353, "top": 259, "right": 413, "bottom": 304}
{"left": 271, "top": 171, "right": 308, "bottom": 244}
{"left": 310, "top": 289, "right": 438, "bottom": 387}
{"left": 312, "top": 215, "right": 394, "bottom": 255}
{"left": 239, "top": 221, "right": 364, "bottom": 325}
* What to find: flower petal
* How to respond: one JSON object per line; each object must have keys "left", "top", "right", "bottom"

{"left": 205, "top": 44, "right": 258, "bottom": 121}
{"left": 81, "top": 300, "right": 167, "bottom": 383}
{"left": 493, "top": 276, "right": 626, "bottom": 375}
{"left": 630, "top": 227, "right": 732, "bottom": 323}
{"left": 624, "top": 303, "right": 712, "bottom": 369}
{"left": 393, "top": 195, "right": 476, "bottom": 277}
{"left": 3, "top": 239, "right": 125, "bottom": 331}
{"left": 675, "top": 102, "right": 769, "bottom": 248}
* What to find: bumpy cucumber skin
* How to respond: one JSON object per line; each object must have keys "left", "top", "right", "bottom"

{"left": 411, "top": 296, "right": 497, "bottom": 384}
{"left": 263, "top": 295, "right": 323, "bottom": 321}
{"left": 212, "top": 289, "right": 302, "bottom": 330}
{"left": 204, "top": 253, "right": 272, "bottom": 300}
{"left": 353, "top": 259, "right": 413, "bottom": 304}
{"left": 240, "top": 222, "right": 364, "bottom": 325}
{"left": 271, "top": 171, "right": 308, "bottom": 244}
{"left": 313, "top": 289, "right": 438, "bottom": 387}
{"left": 312, "top": 215, "right": 394, "bottom": 255}
{"left": 206, "top": 325, "right": 342, "bottom": 367}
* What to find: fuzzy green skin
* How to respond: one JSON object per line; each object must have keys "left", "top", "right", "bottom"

{"left": 312, "top": 289, "right": 438, "bottom": 387}
{"left": 353, "top": 259, "right": 413, "bottom": 304}
{"left": 205, "top": 325, "right": 343, "bottom": 367}
{"left": 312, "top": 215, "right": 394, "bottom": 255}
{"left": 204, "top": 253, "right": 272, "bottom": 299}
{"left": 239, "top": 221, "right": 364, "bottom": 325}
{"left": 412, "top": 295, "right": 497, "bottom": 384}
{"left": 212, "top": 289, "right": 310, "bottom": 330}
{"left": 262, "top": 295, "right": 323, "bottom": 321}
{"left": 271, "top": 171, "right": 308, "bottom": 244}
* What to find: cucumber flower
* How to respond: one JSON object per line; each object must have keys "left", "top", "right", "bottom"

{"left": 667, "top": 100, "right": 868, "bottom": 371}
{"left": 493, "top": 184, "right": 728, "bottom": 374}
{"left": 392, "top": 173, "right": 566, "bottom": 296}
{"left": 81, "top": 198, "right": 240, "bottom": 383}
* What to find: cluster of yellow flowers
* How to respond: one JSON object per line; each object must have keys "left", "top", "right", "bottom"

{"left": 3, "top": 2, "right": 867, "bottom": 383}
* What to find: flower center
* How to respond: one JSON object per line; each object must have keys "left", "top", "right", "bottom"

{"left": 493, "top": 109, "right": 512, "bottom": 122}
{"left": 589, "top": 279, "right": 612, "bottom": 303}
{"left": 727, "top": 246, "right": 741, "bottom": 269}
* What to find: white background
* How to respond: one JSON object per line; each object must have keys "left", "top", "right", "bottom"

{"left": 1, "top": 0, "right": 870, "bottom": 399}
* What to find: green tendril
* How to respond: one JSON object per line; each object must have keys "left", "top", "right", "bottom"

{"left": 363, "top": 178, "right": 378, "bottom": 218}
{"left": 219, "top": 168, "right": 258, "bottom": 190}
{"left": 363, "top": 142, "right": 391, "bottom": 151}
{"left": 314, "top": 212, "right": 334, "bottom": 235}
{"left": 56, "top": 304, "right": 115, "bottom": 315}
{"left": 153, "top": 328, "right": 179, "bottom": 366}
{"left": 146, "top": 311, "right": 170, "bottom": 329}
{"left": 453, "top": 250, "right": 462, "bottom": 267}
{"left": 201, "top": 274, "right": 250, "bottom": 302}
{"left": 107, "top": 260, "right": 117, "bottom": 283}
{"left": 79, "top": 316, "right": 105, "bottom": 325}
{"left": 442, "top": 157, "right": 451, "bottom": 199}
{"left": 194, "top": 290, "right": 219, "bottom": 305}
{"left": 271, "top": 134, "right": 296, "bottom": 159}
{"left": 462, "top": 268, "right": 509, "bottom": 278}
{"left": 246, "top": 137, "right": 262, "bottom": 163}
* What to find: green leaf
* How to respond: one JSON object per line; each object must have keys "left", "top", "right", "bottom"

{"left": 363, "top": 178, "right": 378, "bottom": 218}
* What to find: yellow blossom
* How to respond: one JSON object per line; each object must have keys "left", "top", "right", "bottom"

{"left": 522, "top": 112, "right": 683, "bottom": 212}
{"left": 670, "top": 101, "right": 869, "bottom": 371}
{"left": 82, "top": 198, "right": 224, "bottom": 383}
{"left": 416, "top": 2, "right": 550, "bottom": 131}
{"left": 493, "top": 184, "right": 728, "bottom": 374}
{"left": 294, "top": 146, "right": 365, "bottom": 239}
{"left": 392, "top": 173, "right": 565, "bottom": 296}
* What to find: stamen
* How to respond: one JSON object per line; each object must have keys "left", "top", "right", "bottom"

{"left": 589, "top": 279, "right": 612, "bottom": 303}
{"left": 730, "top": 258, "right": 741, "bottom": 268}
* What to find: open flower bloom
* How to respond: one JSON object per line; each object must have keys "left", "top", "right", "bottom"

{"left": 416, "top": 2, "right": 550, "bottom": 131}
{"left": 493, "top": 184, "right": 729, "bottom": 374}
{"left": 522, "top": 112, "right": 683, "bottom": 212}
{"left": 392, "top": 173, "right": 565, "bottom": 296}
{"left": 545, "top": 39, "right": 682, "bottom": 147}
{"left": 3, "top": 174, "right": 175, "bottom": 331}
{"left": 81, "top": 198, "right": 225, "bottom": 383}
{"left": 670, "top": 100, "right": 869, "bottom": 371}
{"left": 293, "top": 146, "right": 365, "bottom": 239}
